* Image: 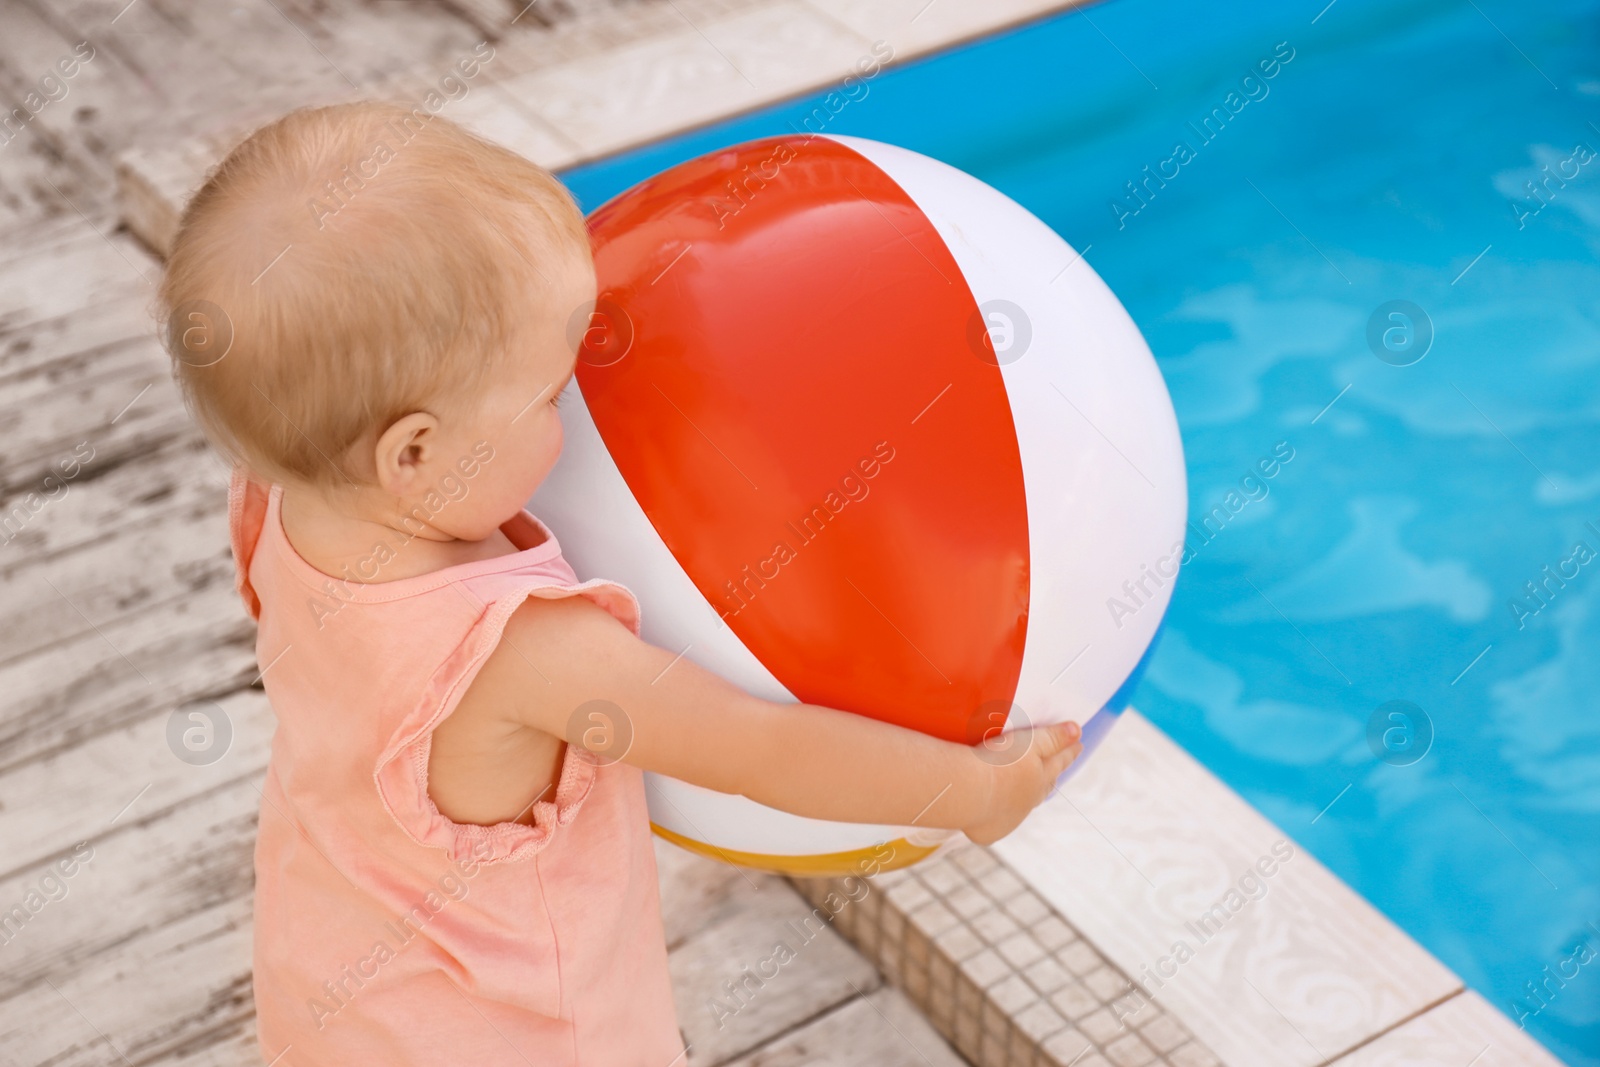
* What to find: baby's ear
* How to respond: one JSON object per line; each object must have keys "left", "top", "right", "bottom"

{"left": 373, "top": 411, "right": 439, "bottom": 494}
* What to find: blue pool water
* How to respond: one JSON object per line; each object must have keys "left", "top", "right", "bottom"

{"left": 559, "top": 0, "right": 1600, "bottom": 1060}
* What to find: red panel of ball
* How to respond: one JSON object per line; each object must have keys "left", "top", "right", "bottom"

{"left": 578, "top": 135, "right": 1031, "bottom": 745}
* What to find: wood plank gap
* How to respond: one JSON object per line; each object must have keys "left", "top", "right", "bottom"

{"left": 708, "top": 973, "right": 885, "bottom": 1067}
{"left": 0, "top": 759, "right": 268, "bottom": 886}
{"left": 15, "top": 0, "right": 169, "bottom": 94}
{"left": 0, "top": 678, "right": 261, "bottom": 781}
{"left": 0, "top": 580, "right": 243, "bottom": 674}
{"left": 0, "top": 332, "right": 154, "bottom": 389}
{"left": 127, "top": 1012, "right": 260, "bottom": 1067}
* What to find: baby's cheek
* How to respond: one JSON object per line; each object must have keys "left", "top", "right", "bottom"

{"left": 523, "top": 415, "right": 557, "bottom": 463}
{"left": 535, "top": 427, "right": 563, "bottom": 483}
{"left": 514, "top": 420, "right": 563, "bottom": 494}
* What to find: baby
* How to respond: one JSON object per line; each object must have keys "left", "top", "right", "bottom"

{"left": 158, "top": 101, "right": 1082, "bottom": 1066}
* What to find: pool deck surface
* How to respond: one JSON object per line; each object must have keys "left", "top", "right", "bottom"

{"left": 0, "top": 0, "right": 1567, "bottom": 1065}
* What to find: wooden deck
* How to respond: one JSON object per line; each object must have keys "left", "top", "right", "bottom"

{"left": 0, "top": 1, "right": 989, "bottom": 1064}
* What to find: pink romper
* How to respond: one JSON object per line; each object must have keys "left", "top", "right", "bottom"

{"left": 228, "top": 470, "right": 684, "bottom": 1066}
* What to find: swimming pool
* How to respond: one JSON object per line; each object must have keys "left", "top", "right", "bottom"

{"left": 559, "top": 0, "right": 1600, "bottom": 1061}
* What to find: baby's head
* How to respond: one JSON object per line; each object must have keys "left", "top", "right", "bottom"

{"left": 159, "top": 100, "right": 596, "bottom": 541}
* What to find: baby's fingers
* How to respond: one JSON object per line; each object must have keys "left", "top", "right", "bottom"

{"left": 1029, "top": 720, "right": 1081, "bottom": 761}
{"left": 1045, "top": 739, "right": 1084, "bottom": 782}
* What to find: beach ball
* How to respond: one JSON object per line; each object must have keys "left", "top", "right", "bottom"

{"left": 530, "top": 135, "right": 1186, "bottom": 877}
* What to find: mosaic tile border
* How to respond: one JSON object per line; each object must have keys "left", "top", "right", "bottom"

{"left": 791, "top": 840, "right": 1221, "bottom": 1067}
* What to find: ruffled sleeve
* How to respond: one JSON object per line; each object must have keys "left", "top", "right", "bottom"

{"left": 227, "top": 467, "right": 270, "bottom": 621}
{"left": 374, "top": 576, "right": 643, "bottom": 866}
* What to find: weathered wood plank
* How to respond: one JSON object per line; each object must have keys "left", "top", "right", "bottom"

{"left": 0, "top": 569, "right": 256, "bottom": 771}
{"left": 114, "top": 135, "right": 227, "bottom": 258}
{"left": 19, "top": 0, "right": 346, "bottom": 141}
{"left": 147, "top": 1017, "right": 262, "bottom": 1067}
{"left": 0, "top": 2, "right": 131, "bottom": 224}
{"left": 485, "top": 0, "right": 780, "bottom": 72}
{"left": 25, "top": 0, "right": 486, "bottom": 138}
{"left": 0, "top": 430, "right": 227, "bottom": 568}
{"left": 115, "top": 79, "right": 585, "bottom": 256}
{"left": 0, "top": 288, "right": 153, "bottom": 380}
{"left": 993, "top": 710, "right": 1463, "bottom": 1067}
{"left": 654, "top": 835, "right": 760, "bottom": 953}
{"left": 0, "top": 774, "right": 259, "bottom": 1066}
{"left": 0, "top": 501, "right": 234, "bottom": 669}
{"left": 0, "top": 335, "right": 186, "bottom": 492}
{"left": 0, "top": 221, "right": 200, "bottom": 483}
{"left": 0, "top": 687, "right": 271, "bottom": 880}
{"left": 0, "top": 215, "right": 154, "bottom": 326}
{"left": 0, "top": 895, "right": 255, "bottom": 1066}
{"left": 437, "top": 0, "right": 513, "bottom": 38}
{"left": 722, "top": 987, "right": 967, "bottom": 1067}
{"left": 0, "top": 270, "right": 251, "bottom": 770}
{"left": 171, "top": 0, "right": 486, "bottom": 92}
{"left": 12, "top": 0, "right": 488, "bottom": 236}
{"left": 0, "top": 772, "right": 259, "bottom": 1006}
{"left": 669, "top": 871, "right": 881, "bottom": 1067}
{"left": 0, "top": 124, "right": 99, "bottom": 232}
{"left": 150, "top": 1018, "right": 262, "bottom": 1067}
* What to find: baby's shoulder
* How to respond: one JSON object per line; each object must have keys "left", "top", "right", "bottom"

{"left": 458, "top": 591, "right": 635, "bottom": 733}
{"left": 500, "top": 588, "right": 633, "bottom": 657}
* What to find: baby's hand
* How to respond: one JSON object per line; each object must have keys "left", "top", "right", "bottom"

{"left": 962, "top": 721, "right": 1083, "bottom": 845}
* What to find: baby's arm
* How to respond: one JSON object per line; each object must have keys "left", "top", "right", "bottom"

{"left": 482, "top": 595, "right": 1082, "bottom": 844}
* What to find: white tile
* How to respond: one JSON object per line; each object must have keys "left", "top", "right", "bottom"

{"left": 993, "top": 710, "right": 1462, "bottom": 1067}
{"left": 1327, "top": 991, "right": 1566, "bottom": 1067}
{"left": 500, "top": 2, "right": 871, "bottom": 161}
{"left": 450, "top": 79, "right": 584, "bottom": 168}
{"left": 802, "top": 0, "right": 1084, "bottom": 62}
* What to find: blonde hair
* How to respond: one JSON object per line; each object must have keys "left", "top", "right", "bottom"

{"left": 158, "top": 100, "right": 591, "bottom": 487}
